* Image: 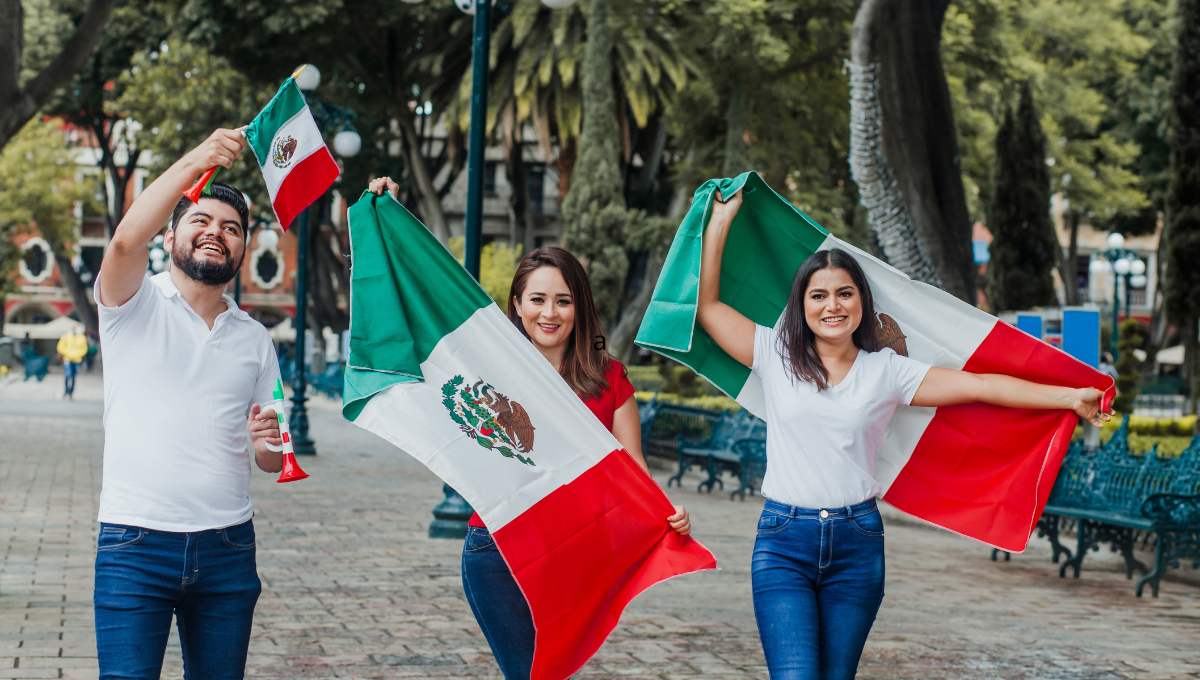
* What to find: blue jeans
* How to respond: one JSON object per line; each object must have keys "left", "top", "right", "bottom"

{"left": 63, "top": 360, "right": 78, "bottom": 394}
{"left": 94, "top": 520, "right": 262, "bottom": 680}
{"left": 461, "top": 526, "right": 535, "bottom": 679}
{"left": 752, "top": 498, "right": 885, "bottom": 680}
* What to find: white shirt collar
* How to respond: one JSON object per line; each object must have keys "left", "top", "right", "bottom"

{"left": 151, "top": 271, "right": 251, "bottom": 321}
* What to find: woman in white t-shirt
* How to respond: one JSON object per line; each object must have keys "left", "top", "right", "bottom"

{"left": 698, "top": 189, "right": 1112, "bottom": 680}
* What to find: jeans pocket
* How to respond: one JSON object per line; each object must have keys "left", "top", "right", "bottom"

{"left": 756, "top": 511, "right": 793, "bottom": 535}
{"left": 97, "top": 525, "right": 145, "bottom": 551}
{"left": 221, "top": 522, "right": 256, "bottom": 550}
{"left": 850, "top": 510, "right": 885, "bottom": 537}
{"left": 464, "top": 527, "right": 496, "bottom": 553}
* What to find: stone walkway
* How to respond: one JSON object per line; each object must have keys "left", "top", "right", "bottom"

{"left": 1, "top": 369, "right": 1198, "bottom": 679}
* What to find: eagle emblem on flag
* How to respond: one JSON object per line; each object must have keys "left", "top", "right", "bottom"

{"left": 877, "top": 312, "right": 908, "bottom": 357}
{"left": 271, "top": 135, "right": 299, "bottom": 169}
{"left": 442, "top": 376, "right": 536, "bottom": 466}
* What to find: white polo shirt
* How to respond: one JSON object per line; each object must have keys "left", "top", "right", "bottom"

{"left": 95, "top": 272, "right": 281, "bottom": 532}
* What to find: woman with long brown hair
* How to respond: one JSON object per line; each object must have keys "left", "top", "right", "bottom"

{"left": 697, "top": 188, "right": 1112, "bottom": 680}
{"left": 366, "top": 178, "right": 690, "bottom": 679}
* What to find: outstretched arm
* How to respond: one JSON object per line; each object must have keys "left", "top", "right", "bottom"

{"left": 911, "top": 368, "right": 1113, "bottom": 428}
{"left": 99, "top": 129, "right": 245, "bottom": 307}
{"left": 697, "top": 189, "right": 755, "bottom": 368}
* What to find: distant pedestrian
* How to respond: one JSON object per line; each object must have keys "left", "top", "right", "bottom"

{"left": 92, "top": 128, "right": 285, "bottom": 680}
{"left": 1099, "top": 352, "right": 1119, "bottom": 381}
{"left": 56, "top": 324, "right": 87, "bottom": 400}
{"left": 84, "top": 335, "right": 98, "bottom": 372}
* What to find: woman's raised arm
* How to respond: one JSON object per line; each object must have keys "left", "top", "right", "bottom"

{"left": 911, "top": 368, "right": 1114, "bottom": 428}
{"left": 697, "top": 189, "right": 756, "bottom": 368}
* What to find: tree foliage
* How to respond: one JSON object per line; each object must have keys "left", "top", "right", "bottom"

{"left": 986, "top": 83, "right": 1057, "bottom": 312}
{"left": 0, "top": 119, "right": 96, "bottom": 332}
{"left": 1113, "top": 318, "right": 1144, "bottom": 413}
{"left": 560, "top": 0, "right": 638, "bottom": 321}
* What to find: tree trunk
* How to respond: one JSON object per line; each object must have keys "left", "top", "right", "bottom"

{"left": 1059, "top": 212, "right": 1081, "bottom": 305}
{"left": 722, "top": 79, "right": 749, "bottom": 178}
{"left": 608, "top": 249, "right": 664, "bottom": 364}
{"left": 556, "top": 137, "right": 577, "bottom": 207}
{"left": 51, "top": 249, "right": 98, "bottom": 337}
{"left": 848, "top": 0, "right": 975, "bottom": 304}
{"left": 0, "top": 0, "right": 117, "bottom": 151}
{"left": 397, "top": 114, "right": 450, "bottom": 242}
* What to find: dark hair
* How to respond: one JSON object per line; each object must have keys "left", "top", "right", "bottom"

{"left": 170, "top": 182, "right": 250, "bottom": 238}
{"left": 777, "top": 248, "right": 881, "bottom": 391}
{"left": 507, "top": 247, "right": 611, "bottom": 399}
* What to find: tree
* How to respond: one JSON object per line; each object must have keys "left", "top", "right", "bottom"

{"left": 848, "top": 0, "right": 976, "bottom": 303}
{"left": 1166, "top": 0, "right": 1200, "bottom": 425}
{"left": 559, "top": 0, "right": 637, "bottom": 322}
{"left": 986, "top": 83, "right": 1057, "bottom": 312}
{"left": 115, "top": 40, "right": 271, "bottom": 207}
{"left": 941, "top": 0, "right": 1152, "bottom": 305}
{"left": 45, "top": 0, "right": 177, "bottom": 236}
{"left": 1, "top": 0, "right": 117, "bottom": 151}
{"left": 1112, "top": 318, "right": 1144, "bottom": 413}
{"left": 0, "top": 120, "right": 95, "bottom": 335}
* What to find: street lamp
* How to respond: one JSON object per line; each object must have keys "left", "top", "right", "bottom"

{"left": 428, "top": 0, "right": 497, "bottom": 539}
{"left": 148, "top": 235, "right": 167, "bottom": 273}
{"left": 286, "top": 64, "right": 362, "bottom": 457}
{"left": 1089, "top": 232, "right": 1145, "bottom": 361}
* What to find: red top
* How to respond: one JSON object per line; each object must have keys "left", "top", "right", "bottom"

{"left": 468, "top": 360, "right": 636, "bottom": 528}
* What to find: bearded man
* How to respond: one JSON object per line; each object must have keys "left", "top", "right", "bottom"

{"left": 93, "top": 128, "right": 285, "bottom": 679}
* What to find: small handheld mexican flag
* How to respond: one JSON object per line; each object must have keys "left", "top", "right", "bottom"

{"left": 270, "top": 378, "right": 310, "bottom": 483}
{"left": 182, "top": 67, "right": 339, "bottom": 230}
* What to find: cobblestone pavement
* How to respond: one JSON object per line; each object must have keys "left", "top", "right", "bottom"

{"left": 2, "top": 369, "right": 1199, "bottom": 679}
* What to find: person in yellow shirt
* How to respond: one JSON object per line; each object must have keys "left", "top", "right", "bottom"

{"left": 57, "top": 325, "right": 88, "bottom": 400}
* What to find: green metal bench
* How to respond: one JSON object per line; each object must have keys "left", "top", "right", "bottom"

{"left": 997, "top": 415, "right": 1200, "bottom": 597}
{"left": 729, "top": 438, "right": 768, "bottom": 501}
{"left": 677, "top": 410, "right": 766, "bottom": 494}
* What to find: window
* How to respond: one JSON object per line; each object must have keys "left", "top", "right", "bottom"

{"left": 527, "top": 164, "right": 546, "bottom": 216}
{"left": 484, "top": 161, "right": 499, "bottom": 196}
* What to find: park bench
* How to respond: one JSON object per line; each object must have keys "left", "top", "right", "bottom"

{"left": 675, "top": 409, "right": 766, "bottom": 494}
{"left": 994, "top": 415, "right": 1200, "bottom": 597}
{"left": 310, "top": 363, "right": 345, "bottom": 400}
{"left": 20, "top": 345, "right": 48, "bottom": 382}
{"left": 729, "top": 438, "right": 768, "bottom": 501}
{"left": 642, "top": 401, "right": 724, "bottom": 463}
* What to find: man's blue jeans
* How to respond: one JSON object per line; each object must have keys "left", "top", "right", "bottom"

{"left": 461, "top": 526, "right": 535, "bottom": 679}
{"left": 751, "top": 498, "right": 885, "bottom": 680}
{"left": 63, "top": 360, "right": 78, "bottom": 395}
{"left": 94, "top": 520, "right": 261, "bottom": 680}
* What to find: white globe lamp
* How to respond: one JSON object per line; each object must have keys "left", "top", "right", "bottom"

{"left": 295, "top": 64, "right": 321, "bottom": 92}
{"left": 1113, "top": 258, "right": 1131, "bottom": 276}
{"left": 333, "top": 130, "right": 362, "bottom": 158}
{"left": 1107, "top": 232, "right": 1125, "bottom": 250}
{"left": 1088, "top": 258, "right": 1108, "bottom": 274}
{"left": 455, "top": 0, "right": 475, "bottom": 13}
{"left": 1130, "top": 259, "right": 1146, "bottom": 276}
{"left": 1130, "top": 274, "right": 1147, "bottom": 288}
{"left": 541, "top": 0, "right": 577, "bottom": 7}
{"left": 258, "top": 228, "right": 280, "bottom": 250}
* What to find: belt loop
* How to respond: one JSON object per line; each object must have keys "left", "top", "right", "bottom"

{"left": 847, "top": 503, "right": 856, "bottom": 519}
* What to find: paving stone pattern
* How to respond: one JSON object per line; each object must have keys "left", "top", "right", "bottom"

{"left": 1, "top": 370, "right": 1198, "bottom": 679}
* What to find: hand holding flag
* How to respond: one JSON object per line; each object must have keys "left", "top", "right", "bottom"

{"left": 180, "top": 128, "right": 247, "bottom": 203}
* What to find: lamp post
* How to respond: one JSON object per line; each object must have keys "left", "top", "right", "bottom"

{"left": 427, "top": 0, "right": 495, "bottom": 540}
{"left": 288, "top": 63, "right": 362, "bottom": 457}
{"left": 1088, "top": 232, "right": 1146, "bottom": 362}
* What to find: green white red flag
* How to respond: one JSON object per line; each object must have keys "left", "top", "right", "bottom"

{"left": 636, "top": 171, "right": 1115, "bottom": 553}
{"left": 243, "top": 76, "right": 339, "bottom": 230}
{"left": 342, "top": 192, "right": 717, "bottom": 680}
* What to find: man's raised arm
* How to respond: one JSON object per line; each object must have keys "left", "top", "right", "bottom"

{"left": 99, "top": 129, "right": 246, "bottom": 307}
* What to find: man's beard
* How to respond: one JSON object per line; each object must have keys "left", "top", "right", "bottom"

{"left": 172, "top": 239, "right": 243, "bottom": 286}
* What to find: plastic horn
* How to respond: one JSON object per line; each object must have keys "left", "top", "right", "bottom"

{"left": 271, "top": 378, "right": 310, "bottom": 483}
{"left": 182, "top": 166, "right": 220, "bottom": 203}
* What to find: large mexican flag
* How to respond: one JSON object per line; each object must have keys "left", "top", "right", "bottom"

{"left": 343, "top": 192, "right": 717, "bottom": 680}
{"left": 636, "top": 172, "right": 1114, "bottom": 552}
{"left": 243, "top": 76, "right": 340, "bottom": 230}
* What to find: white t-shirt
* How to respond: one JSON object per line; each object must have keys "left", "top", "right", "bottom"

{"left": 752, "top": 324, "right": 931, "bottom": 509}
{"left": 95, "top": 272, "right": 280, "bottom": 532}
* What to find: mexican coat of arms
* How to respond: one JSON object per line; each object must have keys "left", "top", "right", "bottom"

{"left": 442, "top": 376, "right": 536, "bottom": 466}
{"left": 272, "top": 135, "right": 299, "bottom": 169}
